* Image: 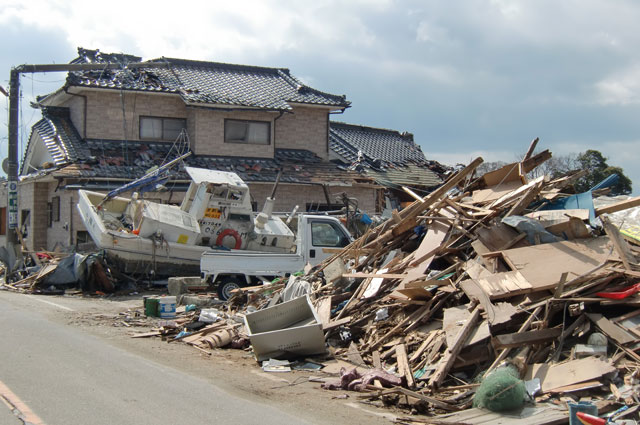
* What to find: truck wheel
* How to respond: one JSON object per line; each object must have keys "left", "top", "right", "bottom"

{"left": 217, "top": 277, "right": 244, "bottom": 301}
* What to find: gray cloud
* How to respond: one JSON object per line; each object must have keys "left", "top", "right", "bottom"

{"left": 1, "top": 0, "right": 638, "bottom": 193}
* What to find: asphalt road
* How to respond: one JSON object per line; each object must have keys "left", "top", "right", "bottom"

{"left": 0, "top": 291, "right": 313, "bottom": 425}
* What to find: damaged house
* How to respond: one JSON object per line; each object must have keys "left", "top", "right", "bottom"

{"left": 15, "top": 48, "right": 444, "bottom": 253}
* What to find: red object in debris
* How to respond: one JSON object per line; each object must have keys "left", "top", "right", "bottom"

{"left": 216, "top": 228, "right": 242, "bottom": 250}
{"left": 132, "top": 229, "right": 140, "bottom": 235}
{"left": 36, "top": 252, "right": 53, "bottom": 260}
{"left": 596, "top": 282, "right": 640, "bottom": 299}
{"left": 576, "top": 412, "right": 606, "bottom": 425}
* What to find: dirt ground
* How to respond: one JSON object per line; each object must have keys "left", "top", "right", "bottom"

{"left": 39, "top": 291, "right": 413, "bottom": 425}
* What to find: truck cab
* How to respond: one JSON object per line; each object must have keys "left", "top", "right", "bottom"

{"left": 201, "top": 214, "right": 352, "bottom": 300}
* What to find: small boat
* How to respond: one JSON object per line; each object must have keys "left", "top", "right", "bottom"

{"left": 76, "top": 153, "right": 295, "bottom": 277}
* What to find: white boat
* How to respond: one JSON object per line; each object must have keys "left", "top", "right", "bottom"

{"left": 76, "top": 165, "right": 296, "bottom": 277}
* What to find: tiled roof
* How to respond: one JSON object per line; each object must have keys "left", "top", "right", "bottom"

{"left": 22, "top": 107, "right": 90, "bottom": 174}
{"left": 53, "top": 140, "right": 374, "bottom": 187}
{"left": 64, "top": 48, "right": 350, "bottom": 111}
{"left": 330, "top": 122, "right": 427, "bottom": 167}
{"left": 329, "top": 122, "right": 447, "bottom": 188}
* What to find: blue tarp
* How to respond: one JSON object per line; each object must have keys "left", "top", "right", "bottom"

{"left": 538, "top": 190, "right": 596, "bottom": 225}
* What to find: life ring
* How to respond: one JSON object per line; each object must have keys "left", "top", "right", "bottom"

{"left": 216, "top": 228, "right": 242, "bottom": 249}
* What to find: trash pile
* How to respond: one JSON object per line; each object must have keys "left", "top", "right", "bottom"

{"left": 0, "top": 251, "right": 134, "bottom": 295}
{"left": 55, "top": 142, "right": 640, "bottom": 424}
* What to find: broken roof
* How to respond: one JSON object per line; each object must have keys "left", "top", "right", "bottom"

{"left": 23, "top": 107, "right": 373, "bottom": 188}
{"left": 329, "top": 121, "right": 448, "bottom": 189}
{"left": 59, "top": 48, "right": 350, "bottom": 111}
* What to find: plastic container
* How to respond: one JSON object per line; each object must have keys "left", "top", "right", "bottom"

{"left": 568, "top": 401, "right": 598, "bottom": 425}
{"left": 158, "top": 296, "right": 176, "bottom": 318}
{"left": 145, "top": 297, "right": 159, "bottom": 317}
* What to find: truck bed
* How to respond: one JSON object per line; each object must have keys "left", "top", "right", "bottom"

{"left": 201, "top": 249, "right": 306, "bottom": 276}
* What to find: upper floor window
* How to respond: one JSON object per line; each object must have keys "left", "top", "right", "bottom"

{"left": 140, "top": 116, "right": 186, "bottom": 141}
{"left": 224, "top": 119, "right": 270, "bottom": 145}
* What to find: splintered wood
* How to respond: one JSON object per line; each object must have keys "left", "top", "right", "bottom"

{"left": 112, "top": 145, "right": 640, "bottom": 424}
{"left": 277, "top": 148, "right": 640, "bottom": 422}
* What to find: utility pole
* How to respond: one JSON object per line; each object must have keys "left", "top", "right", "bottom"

{"left": 7, "top": 69, "right": 19, "bottom": 256}
{"left": 5, "top": 60, "right": 169, "bottom": 270}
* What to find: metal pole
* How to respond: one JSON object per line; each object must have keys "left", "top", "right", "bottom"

{"left": 6, "top": 69, "right": 19, "bottom": 257}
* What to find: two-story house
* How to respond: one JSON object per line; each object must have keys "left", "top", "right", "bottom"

{"left": 14, "top": 48, "right": 443, "bottom": 253}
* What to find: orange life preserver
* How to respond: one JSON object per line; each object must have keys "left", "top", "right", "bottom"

{"left": 216, "top": 228, "right": 242, "bottom": 249}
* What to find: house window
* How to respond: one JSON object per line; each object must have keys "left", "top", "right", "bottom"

{"left": 52, "top": 196, "right": 60, "bottom": 222}
{"left": 140, "top": 116, "right": 186, "bottom": 141}
{"left": 224, "top": 119, "right": 270, "bottom": 145}
{"left": 47, "top": 203, "right": 53, "bottom": 228}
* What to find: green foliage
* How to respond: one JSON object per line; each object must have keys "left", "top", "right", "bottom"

{"left": 573, "top": 150, "right": 632, "bottom": 195}
{"left": 528, "top": 149, "right": 632, "bottom": 195}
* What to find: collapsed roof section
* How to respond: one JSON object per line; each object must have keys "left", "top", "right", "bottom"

{"left": 329, "top": 121, "right": 450, "bottom": 189}
{"left": 60, "top": 48, "right": 351, "bottom": 112}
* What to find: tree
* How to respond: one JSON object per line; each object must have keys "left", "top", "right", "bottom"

{"left": 573, "top": 150, "right": 632, "bottom": 195}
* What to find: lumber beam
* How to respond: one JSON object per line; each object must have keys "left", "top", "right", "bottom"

{"left": 429, "top": 305, "right": 481, "bottom": 389}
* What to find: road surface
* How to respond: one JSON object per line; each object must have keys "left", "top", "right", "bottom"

{"left": 0, "top": 290, "right": 317, "bottom": 425}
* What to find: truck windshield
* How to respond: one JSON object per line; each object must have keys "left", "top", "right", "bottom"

{"left": 311, "top": 221, "right": 349, "bottom": 247}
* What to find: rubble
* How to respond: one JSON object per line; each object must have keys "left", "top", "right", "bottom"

{"left": 4, "top": 142, "right": 640, "bottom": 424}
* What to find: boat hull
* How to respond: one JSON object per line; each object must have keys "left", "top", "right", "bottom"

{"left": 77, "top": 190, "right": 207, "bottom": 276}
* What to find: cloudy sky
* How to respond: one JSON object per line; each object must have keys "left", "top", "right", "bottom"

{"left": 1, "top": 0, "right": 638, "bottom": 193}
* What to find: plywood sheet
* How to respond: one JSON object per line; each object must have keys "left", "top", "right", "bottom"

{"left": 472, "top": 180, "right": 523, "bottom": 204}
{"left": 526, "top": 209, "right": 590, "bottom": 222}
{"left": 443, "top": 305, "right": 490, "bottom": 348}
{"left": 500, "top": 237, "right": 614, "bottom": 292}
{"left": 525, "top": 357, "right": 616, "bottom": 393}
{"left": 400, "top": 210, "right": 452, "bottom": 286}
{"left": 466, "top": 270, "right": 533, "bottom": 300}
{"left": 429, "top": 405, "right": 567, "bottom": 425}
{"left": 476, "top": 222, "right": 528, "bottom": 251}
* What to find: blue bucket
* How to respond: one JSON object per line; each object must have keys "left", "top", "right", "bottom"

{"left": 568, "top": 402, "right": 598, "bottom": 425}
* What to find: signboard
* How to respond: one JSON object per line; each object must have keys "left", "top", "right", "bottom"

{"left": 8, "top": 180, "right": 17, "bottom": 229}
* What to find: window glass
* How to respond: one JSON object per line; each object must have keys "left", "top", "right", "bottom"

{"left": 140, "top": 117, "right": 162, "bottom": 139}
{"left": 311, "top": 221, "right": 347, "bottom": 247}
{"left": 225, "top": 120, "right": 270, "bottom": 145}
{"left": 164, "top": 118, "right": 185, "bottom": 141}
{"left": 140, "top": 117, "right": 186, "bottom": 141}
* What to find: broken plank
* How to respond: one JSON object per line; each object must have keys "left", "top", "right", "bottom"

{"left": 395, "top": 344, "right": 415, "bottom": 388}
{"left": 429, "top": 305, "right": 481, "bottom": 389}
{"left": 130, "top": 331, "right": 162, "bottom": 338}
{"left": 492, "top": 327, "right": 562, "bottom": 350}
{"left": 601, "top": 216, "right": 634, "bottom": 271}
{"left": 595, "top": 195, "right": 640, "bottom": 216}
{"left": 323, "top": 316, "right": 352, "bottom": 330}
{"left": 341, "top": 272, "right": 406, "bottom": 279}
{"left": 586, "top": 313, "right": 637, "bottom": 345}
{"left": 526, "top": 357, "right": 616, "bottom": 393}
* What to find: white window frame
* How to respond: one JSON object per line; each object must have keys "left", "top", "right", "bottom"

{"left": 140, "top": 116, "right": 186, "bottom": 141}
{"left": 224, "top": 119, "right": 271, "bottom": 145}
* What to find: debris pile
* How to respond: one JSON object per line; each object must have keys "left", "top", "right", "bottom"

{"left": 0, "top": 251, "right": 132, "bottom": 295}
{"left": 49, "top": 141, "right": 640, "bottom": 424}
{"left": 227, "top": 145, "right": 639, "bottom": 423}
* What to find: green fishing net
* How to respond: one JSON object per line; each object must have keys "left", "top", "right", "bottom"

{"left": 473, "top": 366, "right": 526, "bottom": 412}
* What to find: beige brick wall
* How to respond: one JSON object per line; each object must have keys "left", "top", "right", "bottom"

{"left": 80, "top": 91, "right": 188, "bottom": 141}
{"left": 276, "top": 107, "right": 329, "bottom": 159}
{"left": 67, "top": 90, "right": 330, "bottom": 159}
{"left": 191, "top": 109, "right": 276, "bottom": 157}
{"left": 249, "top": 183, "right": 377, "bottom": 215}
